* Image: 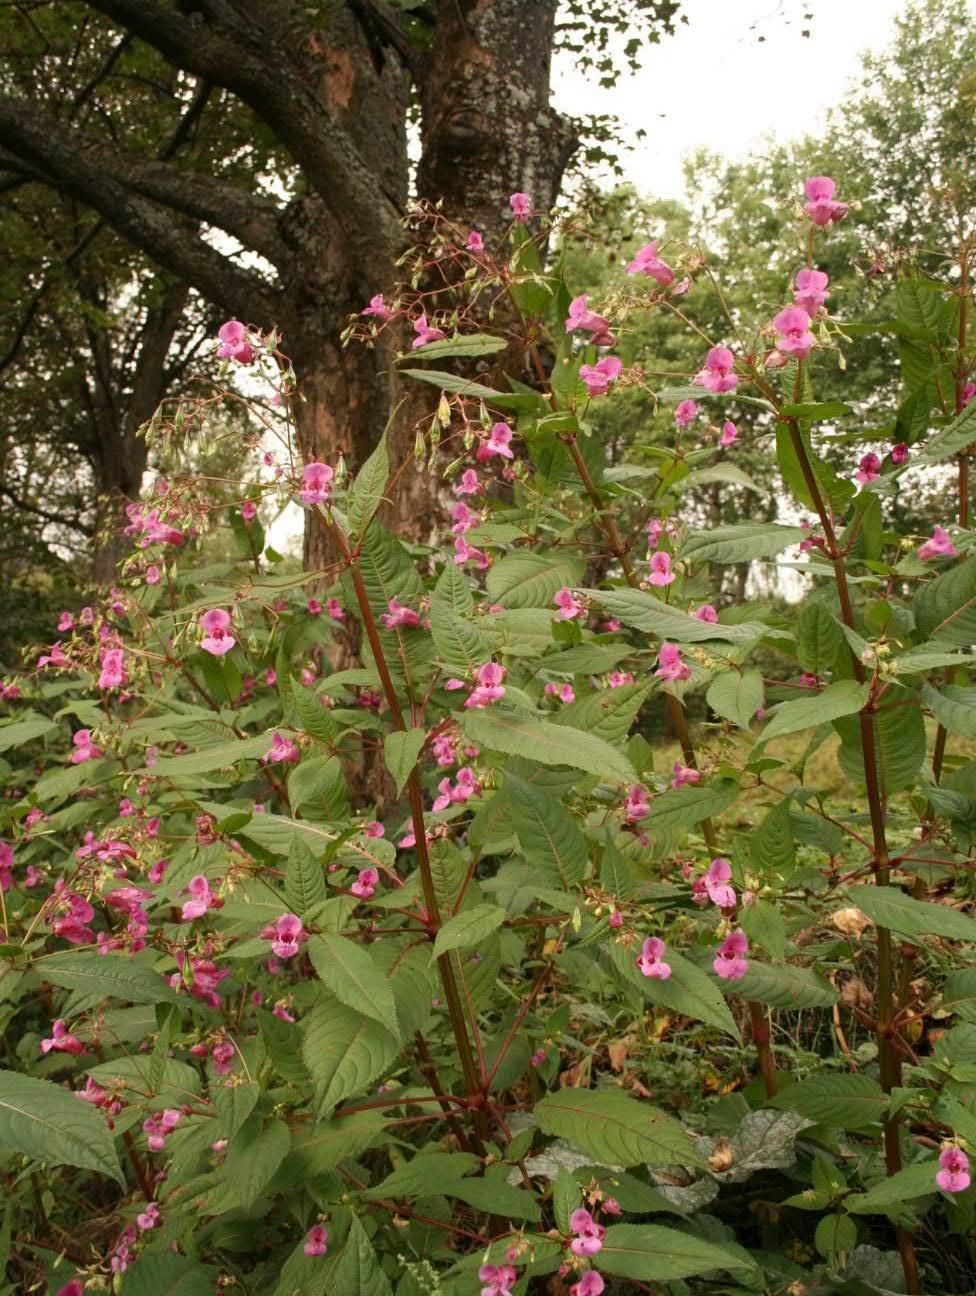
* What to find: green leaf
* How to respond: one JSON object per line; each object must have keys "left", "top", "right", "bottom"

{"left": 606, "top": 944, "right": 739, "bottom": 1038}
{"left": 347, "top": 430, "right": 389, "bottom": 538}
{"left": 596, "top": 1224, "right": 756, "bottom": 1281}
{"left": 218, "top": 1115, "right": 291, "bottom": 1209}
{"left": 399, "top": 367, "right": 500, "bottom": 397}
{"left": 383, "top": 727, "right": 426, "bottom": 796}
{"left": 145, "top": 733, "right": 271, "bottom": 778}
{"left": 301, "top": 997, "right": 398, "bottom": 1119}
{"left": 815, "top": 1213, "right": 857, "bottom": 1259}
{"left": 486, "top": 550, "right": 585, "bottom": 609}
{"left": 780, "top": 401, "right": 853, "bottom": 419}
{"left": 0, "top": 715, "right": 57, "bottom": 752}
{"left": 401, "top": 332, "right": 506, "bottom": 361}
{"left": 442, "top": 1175, "right": 542, "bottom": 1221}
{"left": 507, "top": 772, "right": 588, "bottom": 888}
{"left": 459, "top": 710, "right": 635, "bottom": 784}
{"left": 0, "top": 1070, "right": 124, "bottom": 1185}
{"left": 761, "top": 680, "right": 869, "bottom": 742}
{"left": 554, "top": 681, "right": 652, "bottom": 743}
{"left": 684, "top": 462, "right": 762, "bottom": 492}
{"left": 330, "top": 1216, "right": 393, "bottom": 1296}
{"left": 707, "top": 669, "right": 763, "bottom": 728}
{"left": 739, "top": 899, "right": 786, "bottom": 959}
{"left": 308, "top": 934, "right": 400, "bottom": 1036}
{"left": 848, "top": 885, "right": 976, "bottom": 942}
{"left": 846, "top": 1161, "right": 939, "bottom": 1214}
{"left": 835, "top": 699, "right": 927, "bottom": 796}
{"left": 943, "top": 968, "right": 976, "bottom": 1022}
{"left": 749, "top": 800, "right": 796, "bottom": 880}
{"left": 291, "top": 1109, "right": 387, "bottom": 1174}
{"left": 365, "top": 1151, "right": 478, "bottom": 1199}
{"left": 40, "top": 953, "right": 182, "bottom": 1005}
{"left": 730, "top": 961, "right": 838, "bottom": 1008}
{"left": 680, "top": 523, "right": 807, "bottom": 565}
{"left": 795, "top": 602, "right": 846, "bottom": 676}
{"left": 914, "top": 398, "right": 976, "bottom": 467}
{"left": 771, "top": 1074, "right": 887, "bottom": 1129}
{"left": 644, "top": 780, "right": 739, "bottom": 839}
{"left": 584, "top": 588, "right": 766, "bottom": 644}
{"left": 923, "top": 683, "right": 976, "bottom": 740}
{"left": 534, "top": 1089, "right": 705, "bottom": 1169}
{"left": 776, "top": 423, "right": 855, "bottom": 514}
{"left": 284, "top": 832, "right": 327, "bottom": 916}
{"left": 119, "top": 1253, "right": 219, "bottom": 1295}
{"left": 914, "top": 555, "right": 976, "bottom": 647}
{"left": 432, "top": 904, "right": 506, "bottom": 960}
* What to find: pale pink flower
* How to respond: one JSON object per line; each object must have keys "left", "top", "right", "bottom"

{"left": 509, "top": 192, "right": 531, "bottom": 220}
{"left": 544, "top": 682, "right": 575, "bottom": 703}
{"left": 455, "top": 468, "right": 482, "bottom": 496}
{"left": 304, "top": 1224, "right": 329, "bottom": 1257}
{"left": 480, "top": 1263, "right": 517, "bottom": 1296}
{"left": 136, "top": 1201, "right": 160, "bottom": 1231}
{"left": 467, "top": 230, "right": 484, "bottom": 252}
{"left": 579, "top": 356, "right": 623, "bottom": 396}
{"left": 693, "top": 345, "right": 738, "bottom": 393}
{"left": 211, "top": 1041, "right": 235, "bottom": 1075}
{"left": 626, "top": 240, "right": 674, "bottom": 286}
{"left": 772, "top": 306, "right": 816, "bottom": 360}
{"left": 564, "top": 294, "right": 614, "bottom": 347}
{"left": 713, "top": 929, "right": 749, "bottom": 980}
{"left": 703, "top": 857, "right": 737, "bottom": 908}
{"left": 451, "top": 502, "right": 480, "bottom": 534}
{"left": 963, "top": 382, "right": 976, "bottom": 408}
{"left": 636, "top": 936, "right": 672, "bottom": 980}
{"left": 362, "top": 294, "right": 394, "bottom": 321}
{"left": 648, "top": 551, "right": 675, "bottom": 586}
{"left": 891, "top": 442, "right": 909, "bottom": 465}
{"left": 674, "top": 399, "right": 699, "bottom": 427}
{"left": 199, "top": 607, "right": 235, "bottom": 656}
{"left": 180, "top": 874, "right": 220, "bottom": 922}
{"left": 695, "top": 604, "right": 718, "bottom": 623}
{"left": 145, "top": 564, "right": 161, "bottom": 585}
{"left": 432, "top": 733, "right": 457, "bottom": 765}
{"left": 794, "top": 267, "right": 829, "bottom": 316}
{"left": 241, "top": 500, "right": 257, "bottom": 522}
{"left": 569, "top": 1208, "right": 605, "bottom": 1257}
{"left": 217, "top": 319, "right": 255, "bottom": 364}
{"left": 855, "top": 452, "right": 881, "bottom": 485}
{"left": 38, "top": 642, "right": 69, "bottom": 668}
{"left": 454, "top": 535, "right": 489, "bottom": 569}
{"left": 381, "top": 598, "right": 424, "bottom": 629}
{"left": 480, "top": 422, "right": 514, "bottom": 460}
{"left": 571, "top": 1271, "right": 605, "bottom": 1296}
{"left": 719, "top": 420, "right": 738, "bottom": 447}
{"left": 655, "top": 641, "right": 690, "bottom": 682}
{"left": 625, "top": 785, "right": 650, "bottom": 822}
{"left": 607, "top": 669, "right": 635, "bottom": 688}
{"left": 97, "top": 646, "right": 126, "bottom": 690}
{"left": 350, "top": 868, "right": 379, "bottom": 899}
{"left": 265, "top": 913, "right": 304, "bottom": 959}
{"left": 465, "top": 661, "right": 506, "bottom": 709}
{"left": 937, "top": 1145, "right": 971, "bottom": 1193}
{"left": 70, "top": 729, "right": 102, "bottom": 764}
{"left": 40, "top": 1020, "right": 85, "bottom": 1055}
{"left": 307, "top": 598, "right": 322, "bottom": 616}
{"left": 298, "top": 461, "right": 334, "bottom": 506}
{"left": 364, "top": 820, "right": 385, "bottom": 838}
{"left": 918, "top": 526, "right": 957, "bottom": 561}
{"left": 412, "top": 313, "right": 447, "bottom": 348}
{"left": 57, "top": 611, "right": 74, "bottom": 632}
{"left": 262, "top": 733, "right": 300, "bottom": 765}
{"left": 554, "top": 587, "right": 584, "bottom": 620}
{"left": 326, "top": 597, "right": 346, "bottom": 621}
{"left": 803, "top": 175, "right": 848, "bottom": 226}
{"left": 670, "top": 762, "right": 700, "bottom": 789}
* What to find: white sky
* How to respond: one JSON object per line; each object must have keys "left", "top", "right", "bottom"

{"left": 551, "top": 0, "right": 911, "bottom": 202}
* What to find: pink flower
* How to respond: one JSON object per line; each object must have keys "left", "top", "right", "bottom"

{"left": 364, "top": 820, "right": 385, "bottom": 838}
{"left": 803, "top": 175, "right": 848, "bottom": 226}
{"left": 217, "top": 319, "right": 255, "bottom": 364}
{"left": 381, "top": 598, "right": 424, "bottom": 629}
{"left": 40, "top": 1020, "right": 85, "bottom": 1056}
{"left": 304, "top": 1224, "right": 329, "bottom": 1257}
{"left": 530, "top": 1047, "right": 547, "bottom": 1067}
{"left": 571, "top": 1270, "right": 605, "bottom": 1296}
{"left": 97, "top": 647, "right": 126, "bottom": 690}
{"left": 963, "top": 382, "right": 976, "bottom": 408}
{"left": 467, "top": 230, "right": 484, "bottom": 252}
{"left": 918, "top": 526, "right": 957, "bottom": 561}
{"left": 480, "top": 1263, "right": 517, "bottom": 1296}
{"left": 0, "top": 842, "right": 11, "bottom": 892}
{"left": 719, "top": 420, "right": 738, "bottom": 448}
{"left": 625, "top": 784, "right": 651, "bottom": 823}
{"left": 199, "top": 607, "right": 236, "bottom": 657}
{"left": 211, "top": 1041, "right": 235, "bottom": 1075}
{"left": 480, "top": 422, "right": 514, "bottom": 460}
{"left": 298, "top": 461, "right": 334, "bottom": 506}
{"left": 695, "top": 604, "right": 718, "bottom": 623}
{"left": 772, "top": 306, "right": 816, "bottom": 360}
{"left": 265, "top": 913, "right": 304, "bottom": 959}
{"left": 670, "top": 761, "right": 700, "bottom": 789}
{"left": 56, "top": 1280, "right": 85, "bottom": 1296}
{"left": 655, "top": 642, "right": 690, "bottom": 682}
{"left": 412, "top": 313, "right": 447, "bottom": 348}
{"left": 432, "top": 733, "right": 456, "bottom": 766}
{"left": 855, "top": 452, "right": 881, "bottom": 485}
{"left": 362, "top": 294, "right": 394, "bottom": 321}
{"left": 136, "top": 1201, "right": 160, "bottom": 1231}
{"left": 648, "top": 551, "right": 675, "bottom": 587}
{"left": 509, "top": 192, "right": 531, "bottom": 220}
{"left": 261, "top": 732, "right": 300, "bottom": 765}
{"left": 57, "top": 611, "right": 75, "bottom": 632}
{"left": 145, "top": 564, "right": 161, "bottom": 585}
{"left": 554, "top": 587, "right": 584, "bottom": 620}
{"left": 703, "top": 857, "right": 737, "bottom": 908}
{"left": 544, "top": 682, "right": 575, "bottom": 703}
{"left": 464, "top": 661, "right": 506, "bottom": 709}
{"left": 569, "top": 1208, "right": 606, "bottom": 1257}
{"left": 626, "top": 240, "right": 674, "bottom": 286}
{"left": 70, "top": 730, "right": 102, "bottom": 764}
{"left": 693, "top": 345, "right": 739, "bottom": 393}
{"left": 453, "top": 535, "right": 489, "bottom": 569}
{"left": 636, "top": 936, "right": 671, "bottom": 980}
{"left": 455, "top": 468, "right": 482, "bottom": 496}
{"left": 794, "top": 267, "right": 830, "bottom": 316}
{"left": 350, "top": 868, "right": 379, "bottom": 899}
{"left": 451, "top": 502, "right": 480, "bottom": 534}
{"left": 713, "top": 929, "right": 749, "bottom": 980}
{"left": 937, "top": 1145, "right": 971, "bottom": 1193}
{"left": 607, "top": 669, "right": 635, "bottom": 688}
{"left": 241, "top": 500, "right": 257, "bottom": 523}
{"left": 674, "top": 399, "right": 699, "bottom": 427}
{"left": 326, "top": 597, "right": 346, "bottom": 621}
{"left": 180, "top": 874, "right": 220, "bottom": 922}
{"left": 579, "top": 356, "right": 623, "bottom": 396}
{"left": 564, "top": 294, "right": 614, "bottom": 347}
{"left": 38, "top": 642, "right": 69, "bottom": 669}
{"left": 891, "top": 442, "right": 909, "bottom": 465}
{"left": 143, "top": 1107, "right": 182, "bottom": 1151}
